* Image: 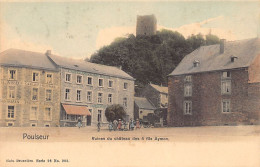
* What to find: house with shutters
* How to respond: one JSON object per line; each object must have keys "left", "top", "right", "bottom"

{"left": 47, "top": 52, "right": 135, "bottom": 127}
{"left": 167, "top": 38, "right": 260, "bottom": 126}
{"left": 0, "top": 49, "right": 61, "bottom": 127}
{"left": 0, "top": 49, "right": 135, "bottom": 127}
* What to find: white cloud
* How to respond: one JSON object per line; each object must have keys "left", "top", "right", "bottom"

{"left": 159, "top": 16, "right": 237, "bottom": 40}
{"left": 95, "top": 16, "right": 238, "bottom": 51}
{"left": 96, "top": 26, "right": 135, "bottom": 50}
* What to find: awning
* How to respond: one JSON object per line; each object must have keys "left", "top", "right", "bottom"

{"left": 62, "top": 104, "right": 91, "bottom": 116}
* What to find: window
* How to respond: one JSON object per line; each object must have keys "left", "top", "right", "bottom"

{"left": 77, "top": 90, "right": 82, "bottom": 102}
{"left": 108, "top": 80, "right": 113, "bottom": 88}
{"left": 32, "top": 72, "right": 39, "bottom": 82}
{"left": 31, "top": 123, "right": 37, "bottom": 127}
{"left": 7, "top": 106, "right": 15, "bottom": 119}
{"left": 221, "top": 81, "right": 231, "bottom": 94}
{"left": 45, "top": 89, "right": 52, "bottom": 101}
{"left": 46, "top": 73, "right": 52, "bottom": 83}
{"left": 65, "top": 89, "right": 71, "bottom": 100}
{"left": 87, "top": 77, "right": 93, "bottom": 85}
{"left": 98, "top": 92, "right": 103, "bottom": 104}
{"left": 123, "top": 97, "right": 127, "bottom": 107}
{"left": 87, "top": 91, "right": 92, "bottom": 103}
{"left": 30, "top": 106, "right": 38, "bottom": 120}
{"left": 98, "top": 78, "right": 104, "bottom": 87}
{"left": 65, "top": 73, "right": 72, "bottom": 82}
{"left": 193, "top": 60, "right": 200, "bottom": 67}
{"left": 98, "top": 109, "right": 102, "bottom": 122}
{"left": 9, "top": 70, "right": 17, "bottom": 80}
{"left": 8, "top": 86, "right": 15, "bottom": 99}
{"left": 32, "top": 88, "right": 38, "bottom": 101}
{"left": 184, "top": 101, "right": 192, "bottom": 115}
{"left": 222, "top": 71, "right": 231, "bottom": 78}
{"left": 44, "top": 107, "right": 52, "bottom": 121}
{"left": 185, "top": 75, "right": 192, "bottom": 82}
{"left": 7, "top": 122, "right": 14, "bottom": 127}
{"left": 44, "top": 124, "right": 50, "bottom": 127}
{"left": 108, "top": 94, "right": 113, "bottom": 104}
{"left": 76, "top": 75, "right": 83, "bottom": 84}
{"left": 124, "top": 83, "right": 128, "bottom": 90}
{"left": 184, "top": 84, "right": 192, "bottom": 97}
{"left": 222, "top": 100, "right": 231, "bottom": 113}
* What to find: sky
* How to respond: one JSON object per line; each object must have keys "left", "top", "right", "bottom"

{"left": 0, "top": 1, "right": 260, "bottom": 59}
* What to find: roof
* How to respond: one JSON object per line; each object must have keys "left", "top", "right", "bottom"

{"left": 62, "top": 104, "right": 91, "bottom": 116}
{"left": 0, "top": 49, "right": 58, "bottom": 71}
{"left": 169, "top": 38, "right": 260, "bottom": 76}
{"left": 134, "top": 97, "right": 156, "bottom": 110}
{"left": 150, "top": 83, "right": 168, "bottom": 94}
{"left": 49, "top": 54, "right": 134, "bottom": 80}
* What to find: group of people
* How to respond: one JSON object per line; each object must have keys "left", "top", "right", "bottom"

{"left": 77, "top": 116, "right": 142, "bottom": 132}
{"left": 108, "top": 119, "right": 141, "bottom": 131}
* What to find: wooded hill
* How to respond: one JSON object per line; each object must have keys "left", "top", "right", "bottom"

{"left": 89, "top": 29, "right": 220, "bottom": 93}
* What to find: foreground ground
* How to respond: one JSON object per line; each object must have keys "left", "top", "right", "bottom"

{"left": 0, "top": 125, "right": 260, "bottom": 167}
{"left": 0, "top": 125, "right": 260, "bottom": 142}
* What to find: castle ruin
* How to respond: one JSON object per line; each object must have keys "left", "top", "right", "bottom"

{"left": 136, "top": 15, "right": 157, "bottom": 36}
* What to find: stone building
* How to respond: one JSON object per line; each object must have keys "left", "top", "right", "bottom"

{"left": 168, "top": 38, "right": 260, "bottom": 126}
{"left": 136, "top": 15, "right": 157, "bottom": 36}
{"left": 134, "top": 97, "right": 155, "bottom": 120}
{"left": 48, "top": 54, "right": 135, "bottom": 127}
{"left": 0, "top": 49, "right": 60, "bottom": 127}
{"left": 141, "top": 83, "right": 168, "bottom": 108}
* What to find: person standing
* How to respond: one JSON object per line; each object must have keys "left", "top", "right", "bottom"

{"left": 118, "top": 119, "right": 122, "bottom": 131}
{"left": 130, "top": 119, "right": 135, "bottom": 130}
{"left": 113, "top": 120, "right": 118, "bottom": 131}
{"left": 108, "top": 121, "right": 113, "bottom": 132}
{"left": 77, "top": 117, "right": 82, "bottom": 129}
{"left": 136, "top": 119, "right": 140, "bottom": 129}
{"left": 97, "top": 121, "right": 101, "bottom": 132}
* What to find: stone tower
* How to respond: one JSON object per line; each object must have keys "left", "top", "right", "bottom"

{"left": 136, "top": 15, "right": 157, "bottom": 36}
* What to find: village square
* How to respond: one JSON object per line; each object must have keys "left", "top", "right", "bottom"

{"left": 0, "top": 2, "right": 260, "bottom": 167}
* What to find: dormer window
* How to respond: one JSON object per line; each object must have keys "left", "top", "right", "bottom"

{"left": 193, "top": 60, "right": 200, "bottom": 67}
{"left": 231, "top": 56, "right": 238, "bottom": 62}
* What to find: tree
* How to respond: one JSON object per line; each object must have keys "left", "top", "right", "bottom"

{"left": 89, "top": 30, "right": 220, "bottom": 94}
{"left": 105, "top": 104, "right": 126, "bottom": 122}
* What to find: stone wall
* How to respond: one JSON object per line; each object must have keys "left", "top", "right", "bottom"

{"left": 167, "top": 68, "right": 260, "bottom": 126}
{"left": 136, "top": 15, "right": 157, "bottom": 36}
{"left": 0, "top": 66, "right": 60, "bottom": 127}
{"left": 60, "top": 68, "right": 134, "bottom": 126}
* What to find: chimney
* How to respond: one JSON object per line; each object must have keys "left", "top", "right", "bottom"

{"left": 46, "top": 50, "right": 51, "bottom": 56}
{"left": 220, "top": 39, "right": 226, "bottom": 54}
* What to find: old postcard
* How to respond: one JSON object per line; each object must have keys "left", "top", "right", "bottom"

{"left": 0, "top": 0, "right": 260, "bottom": 167}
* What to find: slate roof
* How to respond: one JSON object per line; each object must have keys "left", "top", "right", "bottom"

{"left": 169, "top": 38, "right": 260, "bottom": 76}
{"left": 134, "top": 97, "right": 156, "bottom": 110}
{"left": 0, "top": 48, "right": 134, "bottom": 80}
{"left": 49, "top": 54, "right": 134, "bottom": 80}
{"left": 150, "top": 83, "right": 168, "bottom": 94}
{"left": 0, "top": 49, "right": 58, "bottom": 71}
